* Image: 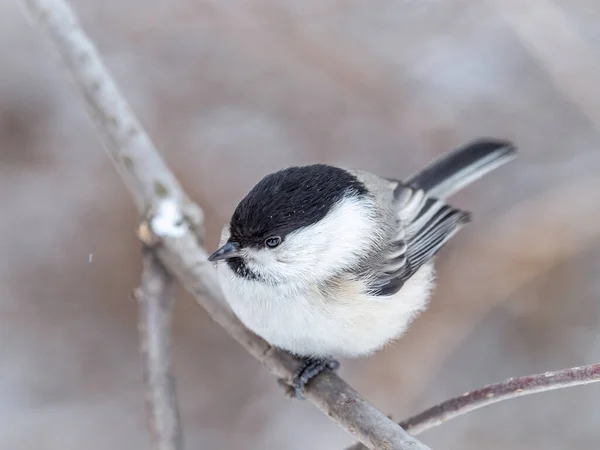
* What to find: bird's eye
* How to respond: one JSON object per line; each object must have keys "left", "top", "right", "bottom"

{"left": 265, "top": 236, "right": 281, "bottom": 248}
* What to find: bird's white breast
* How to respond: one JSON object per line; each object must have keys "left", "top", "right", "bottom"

{"left": 217, "top": 260, "right": 435, "bottom": 358}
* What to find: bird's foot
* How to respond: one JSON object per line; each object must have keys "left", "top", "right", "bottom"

{"left": 292, "top": 356, "right": 340, "bottom": 399}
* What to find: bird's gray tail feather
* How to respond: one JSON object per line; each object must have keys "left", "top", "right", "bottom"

{"left": 407, "top": 138, "right": 517, "bottom": 199}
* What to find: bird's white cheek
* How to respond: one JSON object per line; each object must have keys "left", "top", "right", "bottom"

{"left": 240, "top": 249, "right": 281, "bottom": 280}
{"left": 274, "top": 197, "right": 382, "bottom": 281}
{"left": 248, "top": 249, "right": 273, "bottom": 266}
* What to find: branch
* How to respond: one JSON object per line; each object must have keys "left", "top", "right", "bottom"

{"left": 134, "top": 250, "right": 183, "bottom": 450}
{"left": 399, "top": 363, "right": 600, "bottom": 436}
{"left": 15, "top": 0, "right": 431, "bottom": 449}
{"left": 346, "top": 363, "right": 600, "bottom": 449}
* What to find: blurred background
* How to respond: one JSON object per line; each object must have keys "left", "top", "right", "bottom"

{"left": 2, "top": 0, "right": 600, "bottom": 449}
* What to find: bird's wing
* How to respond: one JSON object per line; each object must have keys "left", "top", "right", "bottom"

{"left": 367, "top": 183, "right": 470, "bottom": 297}
{"left": 365, "top": 138, "right": 516, "bottom": 297}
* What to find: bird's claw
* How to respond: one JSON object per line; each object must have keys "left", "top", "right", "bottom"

{"left": 291, "top": 357, "right": 340, "bottom": 399}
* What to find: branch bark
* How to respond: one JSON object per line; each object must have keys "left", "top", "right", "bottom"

{"left": 398, "top": 363, "right": 600, "bottom": 436}
{"left": 134, "top": 250, "right": 183, "bottom": 450}
{"left": 346, "top": 363, "right": 600, "bottom": 449}
{"left": 15, "top": 0, "right": 431, "bottom": 449}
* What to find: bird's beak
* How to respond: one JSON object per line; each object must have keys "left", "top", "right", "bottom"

{"left": 208, "top": 241, "right": 241, "bottom": 262}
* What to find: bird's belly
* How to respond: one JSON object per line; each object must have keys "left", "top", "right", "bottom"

{"left": 219, "top": 279, "right": 340, "bottom": 356}
{"left": 217, "top": 263, "right": 434, "bottom": 358}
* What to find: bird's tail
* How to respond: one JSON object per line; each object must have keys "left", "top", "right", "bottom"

{"left": 407, "top": 138, "right": 517, "bottom": 199}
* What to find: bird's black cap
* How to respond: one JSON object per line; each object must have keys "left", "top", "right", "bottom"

{"left": 228, "top": 164, "right": 367, "bottom": 248}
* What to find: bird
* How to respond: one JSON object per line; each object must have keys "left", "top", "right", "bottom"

{"left": 208, "top": 138, "right": 517, "bottom": 397}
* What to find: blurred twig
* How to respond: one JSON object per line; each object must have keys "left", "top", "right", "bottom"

{"left": 346, "top": 364, "right": 600, "bottom": 449}
{"left": 15, "top": 0, "right": 431, "bottom": 449}
{"left": 399, "top": 363, "right": 600, "bottom": 436}
{"left": 134, "top": 250, "right": 183, "bottom": 450}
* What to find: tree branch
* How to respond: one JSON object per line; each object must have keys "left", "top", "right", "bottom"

{"left": 134, "top": 250, "right": 183, "bottom": 450}
{"left": 346, "top": 363, "right": 600, "bottom": 449}
{"left": 399, "top": 363, "right": 600, "bottom": 436}
{"left": 15, "top": 0, "right": 431, "bottom": 448}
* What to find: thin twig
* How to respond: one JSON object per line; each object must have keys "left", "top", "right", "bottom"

{"left": 346, "top": 364, "right": 600, "bottom": 449}
{"left": 15, "top": 1, "right": 431, "bottom": 449}
{"left": 399, "top": 363, "right": 600, "bottom": 436}
{"left": 134, "top": 250, "right": 183, "bottom": 450}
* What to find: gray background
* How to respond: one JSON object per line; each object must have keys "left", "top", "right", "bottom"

{"left": 1, "top": 0, "right": 599, "bottom": 449}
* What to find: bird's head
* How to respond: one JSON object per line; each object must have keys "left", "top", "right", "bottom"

{"left": 208, "top": 164, "right": 383, "bottom": 285}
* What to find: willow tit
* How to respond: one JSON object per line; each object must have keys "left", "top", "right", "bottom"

{"left": 209, "top": 138, "right": 516, "bottom": 396}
